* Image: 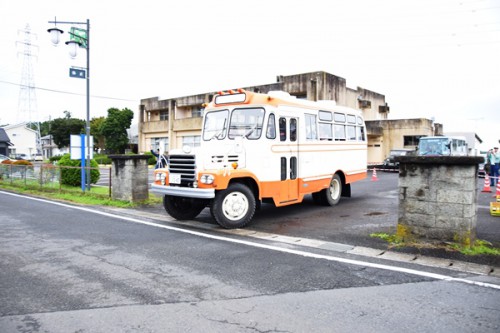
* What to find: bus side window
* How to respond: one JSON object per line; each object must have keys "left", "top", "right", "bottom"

{"left": 335, "top": 124, "right": 346, "bottom": 141}
{"left": 305, "top": 114, "right": 317, "bottom": 140}
{"left": 279, "top": 117, "right": 286, "bottom": 141}
{"left": 281, "top": 157, "right": 287, "bottom": 180}
{"left": 290, "top": 157, "right": 297, "bottom": 180}
{"left": 290, "top": 119, "right": 297, "bottom": 142}
{"left": 267, "top": 114, "right": 276, "bottom": 139}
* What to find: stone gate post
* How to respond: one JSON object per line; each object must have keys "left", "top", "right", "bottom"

{"left": 109, "top": 155, "right": 149, "bottom": 202}
{"left": 395, "top": 156, "right": 484, "bottom": 246}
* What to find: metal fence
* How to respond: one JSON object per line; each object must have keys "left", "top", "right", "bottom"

{"left": 0, "top": 163, "right": 111, "bottom": 197}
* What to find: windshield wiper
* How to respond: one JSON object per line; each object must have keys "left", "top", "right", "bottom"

{"left": 210, "top": 119, "right": 227, "bottom": 140}
{"left": 243, "top": 124, "right": 257, "bottom": 138}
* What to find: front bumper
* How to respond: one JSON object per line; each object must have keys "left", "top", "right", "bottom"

{"left": 150, "top": 184, "right": 215, "bottom": 199}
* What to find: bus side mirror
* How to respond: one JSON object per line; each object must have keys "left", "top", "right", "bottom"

{"left": 446, "top": 143, "right": 451, "bottom": 149}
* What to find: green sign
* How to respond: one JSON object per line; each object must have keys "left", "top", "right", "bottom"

{"left": 70, "top": 27, "right": 88, "bottom": 49}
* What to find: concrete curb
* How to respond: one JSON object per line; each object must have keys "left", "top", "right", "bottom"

{"left": 105, "top": 206, "right": 499, "bottom": 278}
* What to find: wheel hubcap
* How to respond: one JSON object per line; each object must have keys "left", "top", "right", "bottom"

{"left": 222, "top": 191, "right": 249, "bottom": 221}
{"left": 329, "top": 179, "right": 340, "bottom": 200}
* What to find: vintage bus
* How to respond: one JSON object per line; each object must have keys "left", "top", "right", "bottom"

{"left": 418, "top": 136, "right": 468, "bottom": 156}
{"left": 151, "top": 90, "right": 367, "bottom": 228}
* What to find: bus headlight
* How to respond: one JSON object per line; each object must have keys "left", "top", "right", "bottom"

{"left": 200, "top": 174, "right": 214, "bottom": 184}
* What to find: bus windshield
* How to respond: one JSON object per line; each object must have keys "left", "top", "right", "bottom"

{"left": 203, "top": 110, "right": 228, "bottom": 141}
{"left": 228, "top": 108, "right": 265, "bottom": 140}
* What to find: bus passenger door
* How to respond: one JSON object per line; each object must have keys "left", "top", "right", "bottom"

{"left": 278, "top": 117, "right": 299, "bottom": 204}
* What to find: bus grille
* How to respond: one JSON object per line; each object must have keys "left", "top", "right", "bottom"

{"left": 211, "top": 155, "right": 239, "bottom": 163}
{"left": 168, "top": 154, "right": 196, "bottom": 186}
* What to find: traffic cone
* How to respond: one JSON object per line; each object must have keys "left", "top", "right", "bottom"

{"left": 482, "top": 175, "right": 492, "bottom": 193}
{"left": 371, "top": 168, "right": 379, "bottom": 181}
{"left": 494, "top": 182, "right": 500, "bottom": 197}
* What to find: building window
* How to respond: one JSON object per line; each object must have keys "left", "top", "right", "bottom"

{"left": 182, "top": 135, "right": 201, "bottom": 148}
{"left": 192, "top": 106, "right": 203, "bottom": 118}
{"left": 159, "top": 111, "right": 169, "bottom": 121}
{"left": 151, "top": 137, "right": 169, "bottom": 152}
{"left": 404, "top": 135, "right": 424, "bottom": 147}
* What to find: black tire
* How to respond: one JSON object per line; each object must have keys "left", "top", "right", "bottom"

{"left": 163, "top": 195, "right": 206, "bottom": 220}
{"left": 211, "top": 183, "right": 256, "bottom": 229}
{"left": 314, "top": 174, "right": 342, "bottom": 206}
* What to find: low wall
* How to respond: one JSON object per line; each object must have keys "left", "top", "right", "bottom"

{"left": 109, "top": 155, "right": 149, "bottom": 202}
{"left": 395, "top": 156, "right": 483, "bottom": 245}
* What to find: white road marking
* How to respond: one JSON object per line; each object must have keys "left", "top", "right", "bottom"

{"left": 2, "top": 190, "right": 499, "bottom": 290}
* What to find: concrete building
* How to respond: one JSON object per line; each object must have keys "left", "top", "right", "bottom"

{"left": 366, "top": 119, "right": 442, "bottom": 164}
{"left": 139, "top": 71, "right": 437, "bottom": 164}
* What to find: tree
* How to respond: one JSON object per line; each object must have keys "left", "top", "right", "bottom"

{"left": 50, "top": 116, "right": 85, "bottom": 148}
{"left": 101, "top": 107, "right": 134, "bottom": 153}
{"left": 90, "top": 116, "right": 106, "bottom": 153}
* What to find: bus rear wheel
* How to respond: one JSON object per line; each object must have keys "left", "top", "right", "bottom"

{"left": 163, "top": 195, "right": 206, "bottom": 220}
{"left": 314, "top": 174, "right": 342, "bottom": 206}
{"left": 211, "top": 183, "right": 256, "bottom": 229}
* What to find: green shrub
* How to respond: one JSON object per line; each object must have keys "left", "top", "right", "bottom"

{"left": 93, "top": 154, "right": 112, "bottom": 165}
{"left": 58, "top": 154, "right": 100, "bottom": 186}
{"left": 144, "top": 151, "right": 157, "bottom": 165}
{"left": 49, "top": 155, "right": 63, "bottom": 163}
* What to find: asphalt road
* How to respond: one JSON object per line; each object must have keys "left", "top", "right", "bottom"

{"left": 1, "top": 189, "right": 500, "bottom": 332}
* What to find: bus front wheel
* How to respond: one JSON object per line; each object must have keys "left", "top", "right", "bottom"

{"left": 314, "top": 174, "right": 342, "bottom": 206}
{"left": 211, "top": 183, "right": 256, "bottom": 229}
{"left": 163, "top": 195, "right": 206, "bottom": 220}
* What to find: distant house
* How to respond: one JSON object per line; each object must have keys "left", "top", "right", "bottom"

{"left": 0, "top": 128, "right": 13, "bottom": 156}
{"left": 41, "top": 134, "right": 68, "bottom": 159}
{"left": 2, "top": 122, "right": 37, "bottom": 159}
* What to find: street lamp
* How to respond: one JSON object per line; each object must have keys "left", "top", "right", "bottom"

{"left": 47, "top": 18, "right": 91, "bottom": 191}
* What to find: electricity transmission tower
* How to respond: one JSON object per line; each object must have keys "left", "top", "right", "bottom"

{"left": 17, "top": 24, "right": 41, "bottom": 154}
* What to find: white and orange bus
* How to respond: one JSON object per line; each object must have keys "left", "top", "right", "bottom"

{"left": 151, "top": 89, "right": 367, "bottom": 228}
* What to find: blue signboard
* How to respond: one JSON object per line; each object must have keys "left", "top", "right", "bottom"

{"left": 69, "top": 68, "right": 86, "bottom": 79}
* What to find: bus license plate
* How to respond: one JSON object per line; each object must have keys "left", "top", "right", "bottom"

{"left": 169, "top": 173, "right": 181, "bottom": 184}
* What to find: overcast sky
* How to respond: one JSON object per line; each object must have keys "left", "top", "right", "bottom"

{"left": 0, "top": 0, "right": 499, "bottom": 149}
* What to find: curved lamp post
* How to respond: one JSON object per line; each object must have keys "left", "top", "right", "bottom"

{"left": 47, "top": 18, "right": 91, "bottom": 191}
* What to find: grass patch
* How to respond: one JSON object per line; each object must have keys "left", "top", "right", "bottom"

{"left": 0, "top": 181, "right": 161, "bottom": 208}
{"left": 370, "top": 232, "right": 403, "bottom": 244}
{"left": 370, "top": 232, "right": 500, "bottom": 256}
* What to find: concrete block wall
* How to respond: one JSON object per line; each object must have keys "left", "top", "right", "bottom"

{"left": 396, "top": 156, "right": 483, "bottom": 245}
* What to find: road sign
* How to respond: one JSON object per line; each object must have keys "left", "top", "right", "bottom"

{"left": 69, "top": 68, "right": 86, "bottom": 79}
{"left": 70, "top": 134, "right": 94, "bottom": 159}
{"left": 70, "top": 27, "right": 88, "bottom": 48}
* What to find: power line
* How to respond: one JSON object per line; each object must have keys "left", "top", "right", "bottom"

{"left": 0, "top": 79, "right": 136, "bottom": 102}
